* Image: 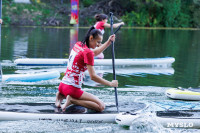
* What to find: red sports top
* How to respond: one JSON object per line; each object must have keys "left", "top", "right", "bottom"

{"left": 62, "top": 42, "right": 94, "bottom": 88}
{"left": 94, "top": 21, "right": 105, "bottom": 34}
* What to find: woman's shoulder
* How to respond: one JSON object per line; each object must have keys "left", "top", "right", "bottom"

{"left": 95, "top": 21, "right": 105, "bottom": 26}
{"left": 83, "top": 48, "right": 94, "bottom": 57}
{"left": 74, "top": 42, "right": 91, "bottom": 52}
{"left": 73, "top": 41, "right": 87, "bottom": 52}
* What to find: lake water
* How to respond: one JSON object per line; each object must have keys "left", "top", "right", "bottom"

{"left": 0, "top": 26, "right": 200, "bottom": 132}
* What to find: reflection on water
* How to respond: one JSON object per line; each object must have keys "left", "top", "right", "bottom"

{"left": 1, "top": 27, "right": 200, "bottom": 132}
{"left": 70, "top": 27, "right": 78, "bottom": 52}
{"left": 13, "top": 36, "right": 28, "bottom": 58}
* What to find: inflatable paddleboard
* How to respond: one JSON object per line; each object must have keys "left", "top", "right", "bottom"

{"left": 2, "top": 70, "right": 60, "bottom": 82}
{"left": 165, "top": 88, "right": 200, "bottom": 101}
{"left": 149, "top": 100, "right": 200, "bottom": 111}
{"left": 0, "top": 102, "right": 147, "bottom": 123}
{"left": 14, "top": 57, "right": 175, "bottom": 66}
{"left": 116, "top": 110, "right": 200, "bottom": 128}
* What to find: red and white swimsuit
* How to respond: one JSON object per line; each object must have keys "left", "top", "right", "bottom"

{"left": 59, "top": 42, "right": 94, "bottom": 98}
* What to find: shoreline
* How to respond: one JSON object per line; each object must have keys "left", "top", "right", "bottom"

{"left": 2, "top": 25, "right": 200, "bottom": 31}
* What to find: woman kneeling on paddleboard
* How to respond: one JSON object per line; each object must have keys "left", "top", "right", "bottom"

{"left": 55, "top": 26, "right": 118, "bottom": 112}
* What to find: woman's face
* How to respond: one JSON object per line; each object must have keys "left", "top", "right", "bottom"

{"left": 103, "top": 19, "right": 108, "bottom": 23}
{"left": 89, "top": 35, "right": 103, "bottom": 49}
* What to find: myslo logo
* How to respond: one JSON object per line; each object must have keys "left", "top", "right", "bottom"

{"left": 167, "top": 122, "right": 193, "bottom": 128}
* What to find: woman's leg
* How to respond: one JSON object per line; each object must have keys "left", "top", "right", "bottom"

{"left": 70, "top": 91, "right": 105, "bottom": 112}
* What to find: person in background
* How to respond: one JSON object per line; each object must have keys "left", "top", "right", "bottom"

{"left": 0, "top": 19, "right": 3, "bottom": 24}
{"left": 94, "top": 14, "right": 124, "bottom": 34}
{"left": 94, "top": 14, "right": 124, "bottom": 59}
{"left": 55, "top": 26, "right": 118, "bottom": 112}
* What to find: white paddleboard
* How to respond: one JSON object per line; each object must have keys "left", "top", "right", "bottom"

{"left": 166, "top": 88, "right": 200, "bottom": 101}
{"left": 116, "top": 110, "right": 200, "bottom": 128}
{"left": 0, "top": 102, "right": 147, "bottom": 123}
{"left": 14, "top": 57, "right": 175, "bottom": 66}
{"left": 2, "top": 70, "right": 60, "bottom": 82}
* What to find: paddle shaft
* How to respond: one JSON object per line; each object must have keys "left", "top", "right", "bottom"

{"left": 114, "top": 25, "right": 122, "bottom": 34}
{"left": 110, "top": 12, "right": 119, "bottom": 113}
{"left": 0, "top": 0, "right": 2, "bottom": 82}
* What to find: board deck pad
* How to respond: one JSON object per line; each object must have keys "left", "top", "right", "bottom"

{"left": 0, "top": 102, "right": 147, "bottom": 114}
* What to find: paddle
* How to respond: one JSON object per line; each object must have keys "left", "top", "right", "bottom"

{"left": 0, "top": 0, "right": 2, "bottom": 83}
{"left": 114, "top": 24, "right": 123, "bottom": 35}
{"left": 110, "top": 12, "right": 119, "bottom": 113}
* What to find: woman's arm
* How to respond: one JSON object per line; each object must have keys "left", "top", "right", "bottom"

{"left": 104, "top": 22, "right": 124, "bottom": 28}
{"left": 87, "top": 64, "right": 118, "bottom": 87}
{"left": 0, "top": 19, "right": 3, "bottom": 24}
{"left": 92, "top": 34, "right": 115, "bottom": 56}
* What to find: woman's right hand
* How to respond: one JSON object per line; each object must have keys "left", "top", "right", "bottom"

{"left": 108, "top": 34, "right": 116, "bottom": 43}
{"left": 110, "top": 80, "right": 118, "bottom": 87}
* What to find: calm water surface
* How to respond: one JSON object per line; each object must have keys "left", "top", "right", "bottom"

{"left": 0, "top": 26, "right": 200, "bottom": 132}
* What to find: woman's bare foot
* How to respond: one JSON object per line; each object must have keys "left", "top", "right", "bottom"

{"left": 61, "top": 95, "right": 72, "bottom": 112}
{"left": 55, "top": 102, "right": 61, "bottom": 108}
{"left": 61, "top": 104, "right": 66, "bottom": 112}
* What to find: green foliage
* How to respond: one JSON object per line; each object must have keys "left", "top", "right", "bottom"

{"left": 82, "top": 0, "right": 95, "bottom": 7}
{"left": 2, "top": 16, "right": 11, "bottom": 24}
{"left": 122, "top": 11, "right": 150, "bottom": 27}
{"left": 122, "top": 0, "right": 164, "bottom": 27}
{"left": 42, "top": 9, "right": 50, "bottom": 16}
{"left": 122, "top": 11, "right": 137, "bottom": 26}
{"left": 2, "top": 0, "right": 14, "bottom": 5}
{"left": 1, "top": 0, "right": 200, "bottom": 27}
{"left": 2, "top": 1, "right": 60, "bottom": 26}
{"left": 176, "top": 12, "right": 191, "bottom": 27}
{"left": 192, "top": 9, "right": 200, "bottom": 27}
{"left": 163, "top": 0, "right": 181, "bottom": 27}
{"left": 121, "top": 0, "right": 196, "bottom": 28}
{"left": 86, "top": 17, "right": 95, "bottom": 25}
